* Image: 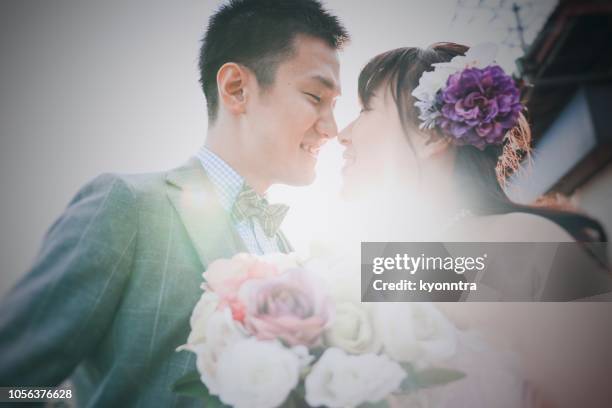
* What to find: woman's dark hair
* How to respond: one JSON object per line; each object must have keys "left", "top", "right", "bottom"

{"left": 358, "top": 43, "right": 607, "bottom": 243}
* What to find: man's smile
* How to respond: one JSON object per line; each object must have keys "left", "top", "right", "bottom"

{"left": 299, "top": 141, "right": 326, "bottom": 158}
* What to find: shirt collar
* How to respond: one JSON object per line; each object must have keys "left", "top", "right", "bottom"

{"left": 196, "top": 146, "right": 244, "bottom": 212}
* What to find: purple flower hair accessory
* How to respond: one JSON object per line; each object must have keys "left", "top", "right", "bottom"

{"left": 411, "top": 43, "right": 523, "bottom": 150}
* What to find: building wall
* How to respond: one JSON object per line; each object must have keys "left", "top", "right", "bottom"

{"left": 574, "top": 162, "right": 612, "bottom": 260}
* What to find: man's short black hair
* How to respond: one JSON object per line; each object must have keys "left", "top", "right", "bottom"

{"left": 199, "top": 0, "right": 349, "bottom": 122}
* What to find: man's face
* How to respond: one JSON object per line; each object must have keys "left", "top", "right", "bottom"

{"left": 243, "top": 34, "right": 341, "bottom": 186}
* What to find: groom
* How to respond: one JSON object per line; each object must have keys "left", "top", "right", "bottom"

{"left": 0, "top": 0, "right": 347, "bottom": 406}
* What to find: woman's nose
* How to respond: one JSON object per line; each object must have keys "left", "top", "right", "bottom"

{"left": 337, "top": 122, "right": 354, "bottom": 146}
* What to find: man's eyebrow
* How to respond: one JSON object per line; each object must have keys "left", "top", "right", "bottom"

{"left": 310, "top": 75, "right": 341, "bottom": 94}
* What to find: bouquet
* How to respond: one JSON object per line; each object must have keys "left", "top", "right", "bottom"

{"left": 172, "top": 253, "right": 465, "bottom": 408}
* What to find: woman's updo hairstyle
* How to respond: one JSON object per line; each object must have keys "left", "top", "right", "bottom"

{"left": 358, "top": 42, "right": 607, "bottom": 243}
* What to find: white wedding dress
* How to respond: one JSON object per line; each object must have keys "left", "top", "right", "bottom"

{"left": 314, "top": 202, "right": 611, "bottom": 408}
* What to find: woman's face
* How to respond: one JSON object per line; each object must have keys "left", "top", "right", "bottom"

{"left": 339, "top": 87, "right": 419, "bottom": 199}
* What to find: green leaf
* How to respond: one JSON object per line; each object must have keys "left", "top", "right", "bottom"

{"left": 413, "top": 367, "right": 466, "bottom": 389}
{"left": 400, "top": 362, "right": 416, "bottom": 375}
{"left": 171, "top": 371, "right": 229, "bottom": 407}
{"left": 281, "top": 391, "right": 309, "bottom": 408}
{"left": 360, "top": 400, "right": 391, "bottom": 408}
{"left": 399, "top": 364, "right": 465, "bottom": 393}
{"left": 399, "top": 363, "right": 418, "bottom": 393}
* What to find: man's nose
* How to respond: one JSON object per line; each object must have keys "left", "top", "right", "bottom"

{"left": 316, "top": 110, "right": 339, "bottom": 139}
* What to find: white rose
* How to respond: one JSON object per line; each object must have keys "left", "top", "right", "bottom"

{"left": 324, "top": 301, "right": 381, "bottom": 354}
{"left": 305, "top": 348, "right": 405, "bottom": 408}
{"left": 215, "top": 338, "right": 302, "bottom": 408}
{"left": 176, "top": 291, "right": 220, "bottom": 347}
{"left": 374, "top": 303, "right": 457, "bottom": 365}
{"left": 189, "top": 309, "right": 246, "bottom": 395}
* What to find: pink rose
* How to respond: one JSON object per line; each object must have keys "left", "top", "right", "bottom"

{"left": 203, "top": 253, "right": 282, "bottom": 322}
{"left": 238, "top": 268, "right": 333, "bottom": 347}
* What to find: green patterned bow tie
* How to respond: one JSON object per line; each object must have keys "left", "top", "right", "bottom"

{"left": 232, "top": 184, "right": 289, "bottom": 238}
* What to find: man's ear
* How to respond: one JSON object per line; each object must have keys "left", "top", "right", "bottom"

{"left": 216, "top": 62, "right": 249, "bottom": 115}
{"left": 417, "top": 134, "right": 451, "bottom": 159}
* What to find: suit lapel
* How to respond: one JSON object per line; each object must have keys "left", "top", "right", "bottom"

{"left": 165, "top": 157, "right": 247, "bottom": 267}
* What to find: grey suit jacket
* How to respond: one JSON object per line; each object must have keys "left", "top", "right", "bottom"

{"left": 0, "top": 157, "right": 293, "bottom": 407}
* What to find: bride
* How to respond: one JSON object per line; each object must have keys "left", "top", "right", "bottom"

{"left": 334, "top": 42, "right": 611, "bottom": 407}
